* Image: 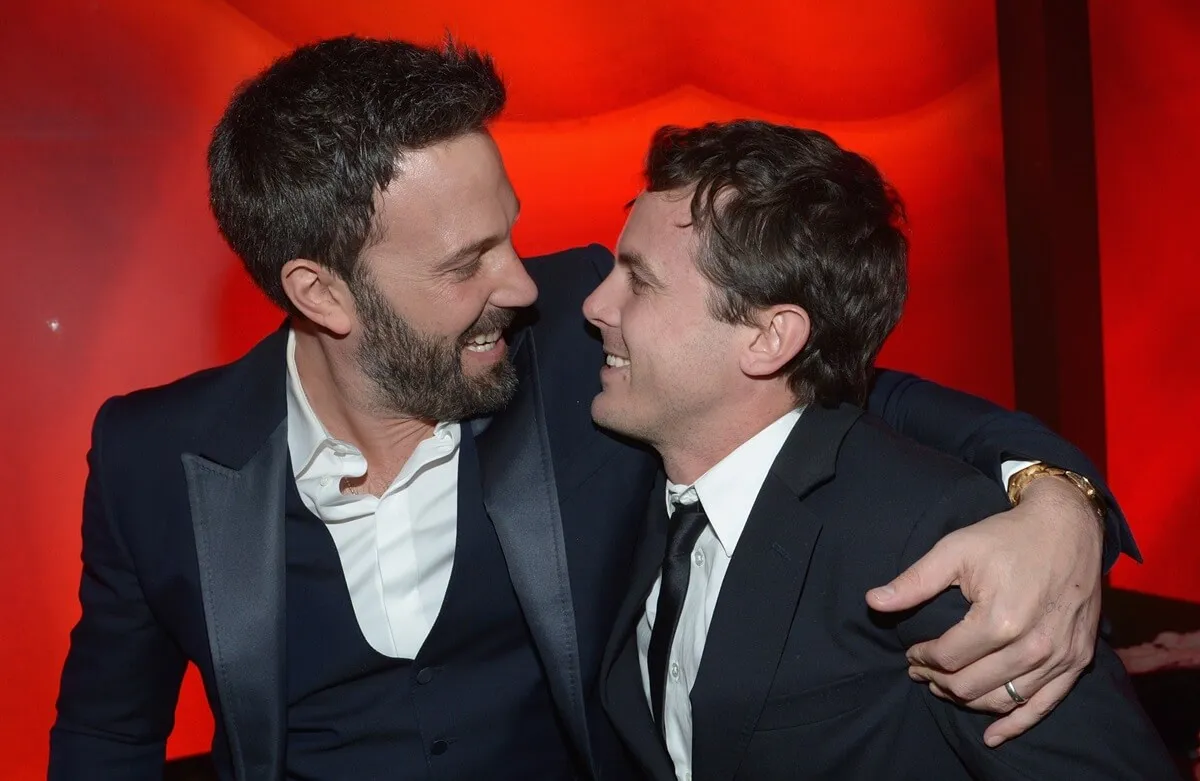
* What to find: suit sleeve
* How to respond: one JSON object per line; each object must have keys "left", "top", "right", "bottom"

{"left": 866, "top": 368, "right": 1138, "bottom": 570}
{"left": 894, "top": 474, "right": 1177, "bottom": 780}
{"left": 49, "top": 399, "right": 188, "bottom": 780}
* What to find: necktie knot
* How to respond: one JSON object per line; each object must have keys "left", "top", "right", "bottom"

{"left": 666, "top": 501, "right": 708, "bottom": 561}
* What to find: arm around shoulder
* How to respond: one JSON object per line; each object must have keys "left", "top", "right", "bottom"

{"left": 894, "top": 473, "right": 1176, "bottom": 780}
{"left": 867, "top": 367, "right": 1137, "bottom": 569}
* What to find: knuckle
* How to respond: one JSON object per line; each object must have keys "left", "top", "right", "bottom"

{"left": 1030, "top": 699, "right": 1056, "bottom": 720}
{"left": 944, "top": 678, "right": 976, "bottom": 701}
{"left": 1024, "top": 633, "right": 1055, "bottom": 666}
{"left": 993, "top": 696, "right": 1017, "bottom": 715}
{"left": 990, "top": 613, "right": 1024, "bottom": 645}
{"left": 897, "top": 568, "right": 924, "bottom": 591}
{"left": 929, "top": 649, "right": 962, "bottom": 673}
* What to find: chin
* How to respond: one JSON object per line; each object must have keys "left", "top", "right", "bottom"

{"left": 590, "top": 395, "right": 641, "bottom": 439}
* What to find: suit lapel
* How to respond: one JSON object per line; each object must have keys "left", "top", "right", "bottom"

{"left": 692, "top": 404, "right": 863, "bottom": 781}
{"left": 599, "top": 477, "right": 676, "bottom": 780}
{"left": 475, "top": 329, "right": 594, "bottom": 771}
{"left": 604, "top": 472, "right": 668, "bottom": 673}
{"left": 183, "top": 326, "right": 289, "bottom": 781}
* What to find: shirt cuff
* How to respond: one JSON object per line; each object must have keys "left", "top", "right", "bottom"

{"left": 1001, "top": 459, "right": 1039, "bottom": 490}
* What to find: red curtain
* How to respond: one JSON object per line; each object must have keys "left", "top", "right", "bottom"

{"left": 1090, "top": 0, "right": 1200, "bottom": 602}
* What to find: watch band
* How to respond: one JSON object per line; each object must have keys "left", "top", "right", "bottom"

{"left": 1006, "top": 463, "right": 1106, "bottom": 521}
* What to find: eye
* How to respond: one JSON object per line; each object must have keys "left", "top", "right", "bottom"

{"left": 628, "top": 270, "right": 649, "bottom": 294}
{"left": 453, "top": 256, "right": 483, "bottom": 280}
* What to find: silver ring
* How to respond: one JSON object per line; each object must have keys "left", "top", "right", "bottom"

{"left": 1004, "top": 680, "right": 1026, "bottom": 705}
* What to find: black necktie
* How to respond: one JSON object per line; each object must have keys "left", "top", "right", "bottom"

{"left": 647, "top": 499, "right": 708, "bottom": 732}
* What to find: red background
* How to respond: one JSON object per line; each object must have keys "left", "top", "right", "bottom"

{"left": 0, "top": 0, "right": 1194, "bottom": 775}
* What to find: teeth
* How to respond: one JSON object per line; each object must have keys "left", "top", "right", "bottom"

{"left": 469, "top": 330, "right": 501, "bottom": 345}
{"left": 465, "top": 331, "right": 501, "bottom": 352}
{"left": 605, "top": 353, "right": 630, "bottom": 368}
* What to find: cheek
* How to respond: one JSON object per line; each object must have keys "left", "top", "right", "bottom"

{"left": 624, "top": 306, "right": 682, "bottom": 384}
{"left": 417, "top": 282, "right": 489, "bottom": 334}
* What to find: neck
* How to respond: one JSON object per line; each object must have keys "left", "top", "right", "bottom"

{"left": 292, "top": 322, "right": 436, "bottom": 468}
{"left": 656, "top": 389, "right": 796, "bottom": 486}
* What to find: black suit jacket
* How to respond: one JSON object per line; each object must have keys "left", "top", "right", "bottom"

{"left": 601, "top": 404, "right": 1173, "bottom": 781}
{"left": 50, "top": 245, "right": 1139, "bottom": 780}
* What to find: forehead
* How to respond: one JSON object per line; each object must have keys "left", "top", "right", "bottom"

{"left": 617, "top": 190, "right": 699, "bottom": 274}
{"left": 369, "top": 132, "right": 516, "bottom": 262}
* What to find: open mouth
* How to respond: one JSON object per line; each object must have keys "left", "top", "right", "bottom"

{"left": 465, "top": 330, "right": 502, "bottom": 353}
{"left": 604, "top": 352, "right": 630, "bottom": 368}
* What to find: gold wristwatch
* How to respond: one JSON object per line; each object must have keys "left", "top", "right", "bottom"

{"left": 1006, "top": 463, "right": 1106, "bottom": 522}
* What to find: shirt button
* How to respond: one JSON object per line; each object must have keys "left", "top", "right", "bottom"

{"left": 693, "top": 549, "right": 705, "bottom": 567}
{"left": 670, "top": 661, "right": 681, "bottom": 681}
{"left": 319, "top": 477, "right": 330, "bottom": 487}
{"left": 416, "top": 667, "right": 434, "bottom": 685}
{"left": 430, "top": 739, "right": 449, "bottom": 756}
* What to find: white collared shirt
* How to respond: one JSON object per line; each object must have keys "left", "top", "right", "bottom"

{"left": 636, "top": 409, "right": 1037, "bottom": 781}
{"left": 285, "top": 329, "right": 461, "bottom": 659}
{"left": 637, "top": 407, "right": 804, "bottom": 781}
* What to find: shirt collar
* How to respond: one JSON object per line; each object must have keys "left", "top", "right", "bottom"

{"left": 286, "top": 328, "right": 335, "bottom": 479}
{"left": 665, "top": 407, "right": 804, "bottom": 557}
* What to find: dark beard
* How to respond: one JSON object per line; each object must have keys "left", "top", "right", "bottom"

{"left": 351, "top": 278, "right": 518, "bottom": 421}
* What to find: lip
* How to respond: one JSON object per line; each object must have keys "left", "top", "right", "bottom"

{"left": 461, "top": 334, "right": 507, "bottom": 362}
{"left": 600, "top": 352, "right": 630, "bottom": 384}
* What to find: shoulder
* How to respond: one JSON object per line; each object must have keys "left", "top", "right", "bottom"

{"left": 523, "top": 244, "right": 611, "bottom": 314}
{"left": 840, "top": 413, "right": 983, "bottom": 487}
{"left": 518, "top": 244, "right": 611, "bottom": 367}
{"left": 94, "top": 328, "right": 283, "bottom": 449}
{"left": 826, "top": 412, "right": 1010, "bottom": 532}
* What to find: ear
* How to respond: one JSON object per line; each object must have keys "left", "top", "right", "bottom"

{"left": 739, "top": 305, "right": 810, "bottom": 380}
{"left": 281, "top": 258, "right": 356, "bottom": 336}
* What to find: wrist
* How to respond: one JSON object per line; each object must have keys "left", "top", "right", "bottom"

{"left": 1007, "top": 464, "right": 1106, "bottom": 524}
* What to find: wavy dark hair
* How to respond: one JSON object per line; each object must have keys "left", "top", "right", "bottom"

{"left": 208, "top": 35, "right": 505, "bottom": 313}
{"left": 644, "top": 120, "right": 908, "bottom": 406}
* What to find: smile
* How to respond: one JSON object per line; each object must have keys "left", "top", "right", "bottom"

{"left": 604, "top": 353, "right": 630, "bottom": 368}
{"left": 466, "top": 330, "right": 502, "bottom": 352}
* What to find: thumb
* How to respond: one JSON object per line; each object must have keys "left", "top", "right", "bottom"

{"left": 867, "top": 538, "right": 962, "bottom": 612}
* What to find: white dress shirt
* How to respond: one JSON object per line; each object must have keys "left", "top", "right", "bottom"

{"left": 636, "top": 408, "right": 1036, "bottom": 781}
{"left": 636, "top": 408, "right": 803, "bottom": 781}
{"left": 285, "top": 329, "right": 460, "bottom": 659}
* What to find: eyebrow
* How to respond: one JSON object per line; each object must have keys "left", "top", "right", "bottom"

{"left": 434, "top": 200, "right": 522, "bottom": 273}
{"left": 616, "top": 250, "right": 664, "bottom": 289}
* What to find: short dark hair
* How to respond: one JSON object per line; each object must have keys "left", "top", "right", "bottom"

{"left": 207, "top": 36, "right": 505, "bottom": 313}
{"left": 643, "top": 120, "right": 908, "bottom": 407}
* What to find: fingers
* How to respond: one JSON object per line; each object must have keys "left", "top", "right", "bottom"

{"left": 906, "top": 604, "right": 1022, "bottom": 676}
{"left": 981, "top": 672, "right": 1078, "bottom": 747}
{"left": 867, "top": 536, "right": 962, "bottom": 613}
{"left": 911, "top": 650, "right": 1043, "bottom": 709}
{"left": 915, "top": 648, "right": 1058, "bottom": 713}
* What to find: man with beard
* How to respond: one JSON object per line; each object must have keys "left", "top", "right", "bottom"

{"left": 51, "top": 37, "right": 1142, "bottom": 781}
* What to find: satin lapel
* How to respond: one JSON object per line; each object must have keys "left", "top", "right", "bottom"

{"left": 182, "top": 419, "right": 288, "bottom": 781}
{"left": 599, "top": 482, "right": 676, "bottom": 780}
{"left": 691, "top": 403, "right": 863, "bottom": 781}
{"left": 475, "top": 330, "right": 594, "bottom": 771}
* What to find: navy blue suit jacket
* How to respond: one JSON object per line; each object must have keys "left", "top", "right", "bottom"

{"left": 601, "top": 405, "right": 1169, "bottom": 781}
{"left": 50, "top": 245, "right": 1136, "bottom": 780}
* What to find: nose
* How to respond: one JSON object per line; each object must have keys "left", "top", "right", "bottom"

{"left": 583, "top": 268, "right": 620, "bottom": 329}
{"left": 490, "top": 244, "right": 538, "bottom": 309}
